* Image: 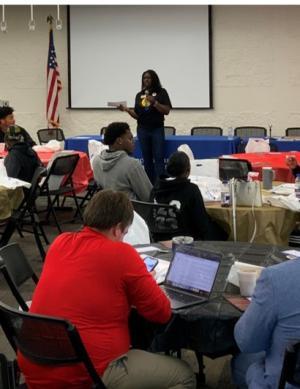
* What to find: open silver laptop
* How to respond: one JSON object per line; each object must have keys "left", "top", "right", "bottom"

{"left": 161, "top": 246, "right": 221, "bottom": 310}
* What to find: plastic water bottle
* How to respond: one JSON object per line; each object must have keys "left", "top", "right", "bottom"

{"left": 228, "top": 127, "right": 234, "bottom": 140}
{"left": 221, "top": 181, "right": 231, "bottom": 207}
{"left": 295, "top": 174, "right": 300, "bottom": 200}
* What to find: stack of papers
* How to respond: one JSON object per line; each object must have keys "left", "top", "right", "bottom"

{"left": 272, "top": 183, "right": 295, "bottom": 196}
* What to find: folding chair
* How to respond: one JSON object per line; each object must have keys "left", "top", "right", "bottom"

{"left": 286, "top": 128, "right": 300, "bottom": 137}
{"left": 0, "top": 167, "right": 49, "bottom": 259}
{"left": 164, "top": 126, "right": 176, "bottom": 136}
{"left": 190, "top": 126, "right": 223, "bottom": 136}
{"left": 37, "top": 128, "right": 65, "bottom": 145}
{"left": 234, "top": 126, "right": 267, "bottom": 138}
{"left": 0, "top": 302, "right": 106, "bottom": 388}
{"left": 39, "top": 154, "right": 81, "bottom": 233}
{"left": 0, "top": 243, "right": 39, "bottom": 311}
{"left": 131, "top": 200, "right": 184, "bottom": 242}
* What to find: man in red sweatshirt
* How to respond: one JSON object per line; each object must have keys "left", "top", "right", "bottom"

{"left": 18, "top": 189, "right": 196, "bottom": 389}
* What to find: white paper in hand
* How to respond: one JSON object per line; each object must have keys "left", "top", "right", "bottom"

{"left": 107, "top": 101, "right": 127, "bottom": 107}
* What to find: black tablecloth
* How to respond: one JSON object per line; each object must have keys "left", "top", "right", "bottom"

{"left": 130, "top": 241, "right": 288, "bottom": 358}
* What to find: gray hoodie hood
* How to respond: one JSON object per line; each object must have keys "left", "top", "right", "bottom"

{"left": 99, "top": 150, "right": 128, "bottom": 172}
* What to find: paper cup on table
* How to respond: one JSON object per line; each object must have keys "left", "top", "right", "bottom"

{"left": 238, "top": 270, "right": 257, "bottom": 297}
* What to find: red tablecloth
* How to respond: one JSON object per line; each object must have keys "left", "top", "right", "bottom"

{"left": 0, "top": 150, "right": 93, "bottom": 193}
{"left": 231, "top": 151, "right": 300, "bottom": 183}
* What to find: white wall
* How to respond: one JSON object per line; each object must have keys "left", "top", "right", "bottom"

{"left": 1, "top": 5, "right": 300, "bottom": 141}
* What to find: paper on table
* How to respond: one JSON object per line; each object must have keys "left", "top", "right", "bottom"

{"left": 136, "top": 246, "right": 159, "bottom": 253}
{"left": 0, "top": 176, "right": 31, "bottom": 189}
{"left": 227, "top": 261, "right": 264, "bottom": 287}
{"left": 155, "top": 259, "right": 170, "bottom": 284}
{"left": 107, "top": 101, "right": 127, "bottom": 108}
{"left": 282, "top": 249, "right": 300, "bottom": 259}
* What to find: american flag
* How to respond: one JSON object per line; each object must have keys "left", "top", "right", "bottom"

{"left": 47, "top": 26, "right": 62, "bottom": 124}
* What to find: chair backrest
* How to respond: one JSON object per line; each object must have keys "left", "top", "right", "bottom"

{"left": 234, "top": 126, "right": 267, "bottom": 138}
{"left": 42, "top": 154, "right": 79, "bottom": 191}
{"left": 24, "top": 166, "right": 47, "bottom": 209}
{"left": 286, "top": 128, "right": 300, "bottom": 137}
{"left": 278, "top": 341, "right": 300, "bottom": 389}
{"left": 191, "top": 126, "right": 223, "bottom": 136}
{"left": 37, "top": 128, "right": 65, "bottom": 145}
{"left": 0, "top": 302, "right": 106, "bottom": 388}
{"left": 0, "top": 243, "right": 38, "bottom": 311}
{"left": 131, "top": 200, "right": 184, "bottom": 241}
{"left": 100, "top": 127, "right": 107, "bottom": 136}
{"left": 219, "top": 158, "right": 252, "bottom": 181}
{"left": 164, "top": 126, "right": 176, "bottom": 136}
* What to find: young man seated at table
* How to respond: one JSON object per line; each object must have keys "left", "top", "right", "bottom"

{"left": 151, "top": 151, "right": 227, "bottom": 241}
{"left": 18, "top": 190, "right": 196, "bottom": 389}
{"left": 231, "top": 259, "right": 300, "bottom": 388}
{"left": 92, "top": 121, "right": 152, "bottom": 201}
{"left": 4, "top": 125, "right": 41, "bottom": 183}
{"left": 0, "top": 106, "right": 36, "bottom": 146}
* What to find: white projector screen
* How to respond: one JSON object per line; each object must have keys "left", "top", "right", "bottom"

{"left": 68, "top": 5, "right": 212, "bottom": 109}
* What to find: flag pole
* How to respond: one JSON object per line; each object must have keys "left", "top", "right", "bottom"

{"left": 46, "top": 16, "right": 53, "bottom": 129}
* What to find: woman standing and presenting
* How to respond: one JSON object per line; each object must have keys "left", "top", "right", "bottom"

{"left": 120, "top": 69, "right": 172, "bottom": 184}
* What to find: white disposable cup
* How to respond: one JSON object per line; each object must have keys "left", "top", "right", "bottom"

{"left": 238, "top": 270, "right": 257, "bottom": 297}
{"left": 0, "top": 143, "right": 5, "bottom": 152}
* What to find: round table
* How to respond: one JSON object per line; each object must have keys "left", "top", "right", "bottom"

{"left": 131, "top": 241, "right": 289, "bottom": 358}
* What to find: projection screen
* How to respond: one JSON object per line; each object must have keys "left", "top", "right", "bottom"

{"left": 68, "top": 5, "right": 212, "bottom": 109}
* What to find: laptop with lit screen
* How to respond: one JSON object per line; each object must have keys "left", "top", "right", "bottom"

{"left": 161, "top": 246, "right": 221, "bottom": 310}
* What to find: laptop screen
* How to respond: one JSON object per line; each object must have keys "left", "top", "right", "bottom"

{"left": 165, "top": 250, "right": 220, "bottom": 294}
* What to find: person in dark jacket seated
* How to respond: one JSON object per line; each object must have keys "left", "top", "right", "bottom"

{"left": 151, "top": 151, "right": 227, "bottom": 241}
{"left": 4, "top": 125, "right": 41, "bottom": 182}
{"left": 0, "top": 106, "right": 36, "bottom": 146}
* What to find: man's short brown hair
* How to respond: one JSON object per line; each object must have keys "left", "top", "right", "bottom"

{"left": 83, "top": 190, "right": 134, "bottom": 231}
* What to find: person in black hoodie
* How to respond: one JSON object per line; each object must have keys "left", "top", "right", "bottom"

{"left": 4, "top": 125, "right": 41, "bottom": 183}
{"left": 151, "top": 151, "right": 228, "bottom": 241}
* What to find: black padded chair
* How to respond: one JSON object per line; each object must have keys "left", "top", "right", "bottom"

{"left": 164, "top": 126, "right": 176, "bottom": 136}
{"left": 100, "top": 127, "right": 107, "bottom": 136}
{"left": 39, "top": 153, "right": 81, "bottom": 233}
{"left": 0, "top": 302, "right": 106, "bottom": 389}
{"left": 131, "top": 200, "right": 184, "bottom": 242}
{"left": 191, "top": 126, "right": 223, "bottom": 136}
{"left": 234, "top": 126, "right": 267, "bottom": 138}
{"left": 219, "top": 158, "right": 252, "bottom": 181}
{"left": 278, "top": 342, "right": 300, "bottom": 389}
{"left": 0, "top": 243, "right": 39, "bottom": 311}
{"left": 37, "top": 128, "right": 65, "bottom": 145}
{"left": 0, "top": 167, "right": 49, "bottom": 259}
{"left": 285, "top": 128, "right": 300, "bottom": 137}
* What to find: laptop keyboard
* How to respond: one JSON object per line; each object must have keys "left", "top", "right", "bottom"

{"left": 163, "top": 288, "right": 203, "bottom": 303}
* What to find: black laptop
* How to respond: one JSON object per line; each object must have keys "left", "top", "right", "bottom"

{"left": 161, "top": 246, "right": 221, "bottom": 310}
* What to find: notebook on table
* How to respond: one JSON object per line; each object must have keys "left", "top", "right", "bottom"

{"left": 161, "top": 246, "right": 221, "bottom": 310}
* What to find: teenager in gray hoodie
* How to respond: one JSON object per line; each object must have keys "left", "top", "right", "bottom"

{"left": 92, "top": 122, "right": 152, "bottom": 201}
